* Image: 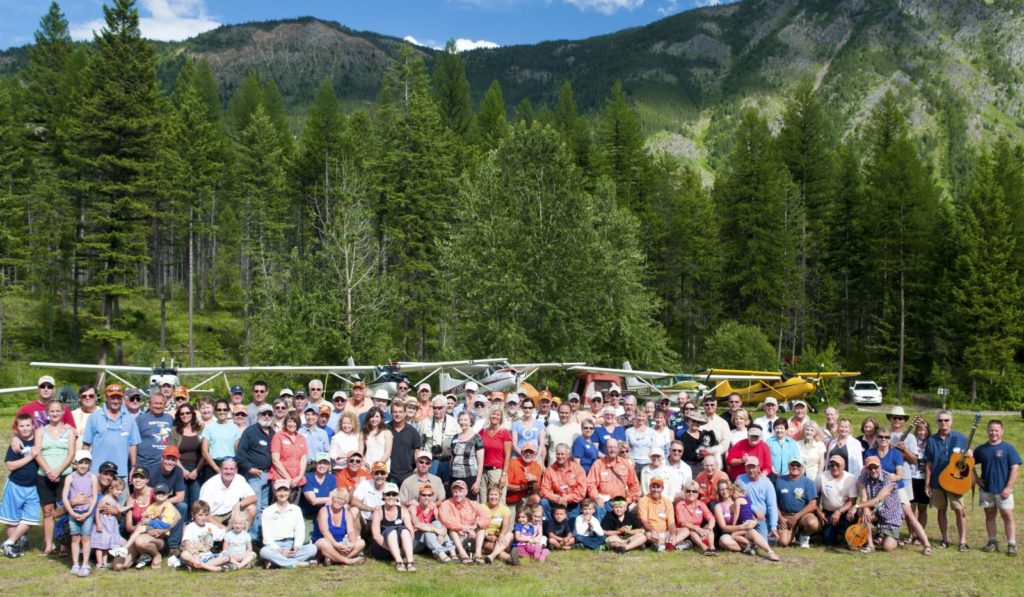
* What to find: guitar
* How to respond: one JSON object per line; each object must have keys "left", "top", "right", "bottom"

{"left": 937, "top": 413, "right": 982, "bottom": 496}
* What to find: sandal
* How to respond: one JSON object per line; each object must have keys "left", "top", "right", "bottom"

{"left": 437, "top": 553, "right": 451, "bottom": 563}
{"left": 460, "top": 556, "right": 473, "bottom": 564}
{"left": 939, "top": 540, "right": 950, "bottom": 549}
{"left": 474, "top": 557, "right": 486, "bottom": 565}
{"left": 396, "top": 561, "right": 406, "bottom": 572}
{"left": 150, "top": 558, "right": 162, "bottom": 570}
{"left": 959, "top": 543, "right": 970, "bottom": 552}
{"left": 704, "top": 549, "right": 718, "bottom": 557}
{"left": 352, "top": 555, "right": 366, "bottom": 565}
{"left": 923, "top": 546, "right": 933, "bottom": 556}
{"left": 766, "top": 551, "right": 780, "bottom": 562}
{"left": 406, "top": 562, "right": 416, "bottom": 572}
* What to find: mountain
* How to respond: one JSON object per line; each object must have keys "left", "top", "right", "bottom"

{"left": 3, "top": 0, "right": 1023, "bottom": 174}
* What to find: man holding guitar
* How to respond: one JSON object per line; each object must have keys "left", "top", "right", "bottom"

{"left": 923, "top": 410, "right": 971, "bottom": 551}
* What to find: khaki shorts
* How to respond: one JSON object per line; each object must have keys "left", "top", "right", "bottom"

{"left": 929, "top": 487, "right": 964, "bottom": 511}
{"left": 897, "top": 486, "right": 911, "bottom": 505}
{"left": 979, "top": 491, "right": 1014, "bottom": 510}
{"left": 879, "top": 527, "right": 900, "bottom": 539}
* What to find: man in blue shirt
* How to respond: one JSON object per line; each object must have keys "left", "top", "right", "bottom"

{"left": 236, "top": 403, "right": 275, "bottom": 542}
{"left": 773, "top": 458, "right": 819, "bottom": 548}
{"left": 974, "top": 419, "right": 1021, "bottom": 556}
{"left": 82, "top": 384, "right": 140, "bottom": 479}
{"left": 135, "top": 394, "right": 173, "bottom": 470}
{"left": 736, "top": 454, "right": 778, "bottom": 542}
{"left": 923, "top": 410, "right": 969, "bottom": 550}
{"left": 299, "top": 406, "right": 330, "bottom": 470}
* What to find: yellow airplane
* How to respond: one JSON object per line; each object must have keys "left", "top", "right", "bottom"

{"left": 693, "top": 368, "right": 860, "bottom": 409}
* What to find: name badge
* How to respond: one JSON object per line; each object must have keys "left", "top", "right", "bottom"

{"left": 283, "top": 439, "right": 292, "bottom": 445}
{"left": 780, "top": 488, "right": 789, "bottom": 493}
{"left": 259, "top": 440, "right": 267, "bottom": 446}
{"left": 560, "top": 484, "right": 568, "bottom": 491}
{"left": 121, "top": 432, "right": 129, "bottom": 437}
{"left": 658, "top": 510, "right": 666, "bottom": 518}
{"left": 601, "top": 471, "right": 609, "bottom": 477}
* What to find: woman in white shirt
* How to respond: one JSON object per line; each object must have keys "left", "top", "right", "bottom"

{"left": 798, "top": 420, "right": 826, "bottom": 480}
{"left": 625, "top": 413, "right": 659, "bottom": 478}
{"left": 330, "top": 412, "right": 362, "bottom": 467}
{"left": 362, "top": 407, "right": 392, "bottom": 472}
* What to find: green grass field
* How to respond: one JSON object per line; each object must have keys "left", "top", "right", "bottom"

{"left": 1, "top": 405, "right": 1023, "bottom": 596}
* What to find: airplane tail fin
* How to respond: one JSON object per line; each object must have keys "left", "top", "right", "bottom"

{"left": 440, "top": 371, "right": 454, "bottom": 393}
{"left": 622, "top": 360, "right": 640, "bottom": 391}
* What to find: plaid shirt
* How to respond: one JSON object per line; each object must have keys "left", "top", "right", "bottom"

{"left": 859, "top": 471, "right": 903, "bottom": 530}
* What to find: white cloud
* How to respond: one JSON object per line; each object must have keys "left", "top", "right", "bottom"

{"left": 564, "top": 0, "right": 645, "bottom": 15}
{"left": 71, "top": 0, "right": 220, "bottom": 42}
{"left": 404, "top": 35, "right": 499, "bottom": 52}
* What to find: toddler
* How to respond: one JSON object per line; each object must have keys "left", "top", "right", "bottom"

{"left": 514, "top": 504, "right": 549, "bottom": 562}
{"left": 223, "top": 514, "right": 256, "bottom": 569}
{"left": 90, "top": 478, "right": 126, "bottom": 568}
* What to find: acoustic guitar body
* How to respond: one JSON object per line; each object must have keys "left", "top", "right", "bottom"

{"left": 937, "top": 453, "right": 974, "bottom": 496}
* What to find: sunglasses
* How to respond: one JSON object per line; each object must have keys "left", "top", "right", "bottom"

{"left": 684, "top": 489, "right": 698, "bottom": 494}
{"left": 420, "top": 493, "right": 434, "bottom": 498}
{"left": 417, "top": 459, "right": 431, "bottom": 464}
{"left": 274, "top": 406, "right": 287, "bottom": 410}
{"left": 349, "top": 459, "right": 362, "bottom": 464}
{"left": 670, "top": 449, "right": 683, "bottom": 453}
{"left": 179, "top": 410, "right": 193, "bottom": 416}
{"left": 39, "top": 384, "right": 54, "bottom": 389}
{"left": 418, "top": 389, "right": 430, "bottom": 393}
{"left": 126, "top": 396, "right": 140, "bottom": 402}
{"left": 384, "top": 492, "right": 399, "bottom": 497}
{"left": 582, "top": 426, "right": 595, "bottom": 430}
{"left": 878, "top": 435, "right": 891, "bottom": 440}
{"left": 867, "top": 465, "right": 880, "bottom": 470}
{"left": 233, "top": 412, "right": 247, "bottom": 417}
{"left": 828, "top": 463, "right": 842, "bottom": 468}
{"left": 938, "top": 419, "right": 951, "bottom": 423}
{"left": 373, "top": 471, "right": 388, "bottom": 476}
{"left": 216, "top": 408, "right": 230, "bottom": 412}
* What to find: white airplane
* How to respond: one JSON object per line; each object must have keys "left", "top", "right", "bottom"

{"left": 566, "top": 362, "right": 706, "bottom": 400}
{"left": 426, "top": 361, "right": 586, "bottom": 397}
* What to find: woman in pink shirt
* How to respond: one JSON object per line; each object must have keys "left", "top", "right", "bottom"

{"left": 270, "top": 413, "right": 308, "bottom": 503}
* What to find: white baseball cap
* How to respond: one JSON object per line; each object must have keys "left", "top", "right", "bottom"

{"left": 465, "top": 381, "right": 479, "bottom": 392}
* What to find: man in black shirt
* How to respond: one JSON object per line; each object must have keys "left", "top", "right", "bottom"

{"left": 389, "top": 400, "right": 422, "bottom": 486}
{"left": 235, "top": 403, "right": 275, "bottom": 542}
{"left": 146, "top": 446, "right": 187, "bottom": 553}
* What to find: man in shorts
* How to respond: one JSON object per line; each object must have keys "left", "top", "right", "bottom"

{"left": 923, "top": 410, "right": 969, "bottom": 550}
{"left": 974, "top": 420, "right": 1021, "bottom": 556}
{"left": 857, "top": 455, "right": 903, "bottom": 553}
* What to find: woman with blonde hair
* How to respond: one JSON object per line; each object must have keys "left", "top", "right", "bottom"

{"left": 479, "top": 406, "right": 511, "bottom": 503}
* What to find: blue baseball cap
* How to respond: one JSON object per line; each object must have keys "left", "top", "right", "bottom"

{"left": 230, "top": 385, "right": 244, "bottom": 395}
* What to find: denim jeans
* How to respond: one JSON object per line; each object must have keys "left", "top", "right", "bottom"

{"left": 168, "top": 502, "right": 188, "bottom": 550}
{"left": 429, "top": 460, "right": 451, "bottom": 486}
{"left": 259, "top": 539, "right": 317, "bottom": 568}
{"left": 413, "top": 520, "right": 454, "bottom": 555}
{"left": 247, "top": 471, "right": 270, "bottom": 542}
{"left": 540, "top": 499, "right": 581, "bottom": 522}
{"left": 574, "top": 532, "right": 605, "bottom": 550}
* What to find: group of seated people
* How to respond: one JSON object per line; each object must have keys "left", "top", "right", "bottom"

{"left": 3, "top": 376, "right": 1017, "bottom": 575}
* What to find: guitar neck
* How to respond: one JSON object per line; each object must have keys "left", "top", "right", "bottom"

{"left": 962, "top": 413, "right": 982, "bottom": 452}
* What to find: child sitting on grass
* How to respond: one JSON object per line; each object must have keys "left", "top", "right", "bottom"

{"left": 1, "top": 415, "right": 41, "bottom": 559}
{"left": 181, "top": 500, "right": 233, "bottom": 572}
{"left": 543, "top": 504, "right": 575, "bottom": 550}
{"left": 222, "top": 513, "right": 256, "bottom": 569}
{"left": 514, "top": 504, "right": 549, "bottom": 562}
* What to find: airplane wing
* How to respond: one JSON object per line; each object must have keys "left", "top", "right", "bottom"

{"left": 508, "top": 362, "right": 587, "bottom": 372}
{"left": 796, "top": 371, "right": 861, "bottom": 379}
{"left": 190, "top": 365, "right": 380, "bottom": 375}
{"left": 29, "top": 362, "right": 155, "bottom": 375}
{"left": 395, "top": 359, "right": 507, "bottom": 373}
{"left": 0, "top": 385, "right": 37, "bottom": 396}
{"left": 693, "top": 369, "right": 784, "bottom": 381}
{"left": 566, "top": 365, "right": 676, "bottom": 379}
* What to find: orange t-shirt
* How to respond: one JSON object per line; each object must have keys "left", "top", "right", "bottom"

{"left": 506, "top": 458, "right": 544, "bottom": 505}
{"left": 335, "top": 467, "right": 371, "bottom": 494}
{"left": 637, "top": 495, "right": 675, "bottom": 532}
{"left": 694, "top": 471, "right": 729, "bottom": 505}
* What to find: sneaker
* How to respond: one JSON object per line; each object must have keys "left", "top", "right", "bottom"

{"left": 167, "top": 555, "right": 181, "bottom": 568}
{"left": 2, "top": 543, "right": 16, "bottom": 559}
{"left": 799, "top": 534, "right": 811, "bottom": 549}
{"left": 1007, "top": 543, "right": 1017, "bottom": 557}
{"left": 509, "top": 549, "right": 520, "bottom": 566}
{"left": 136, "top": 554, "right": 152, "bottom": 569}
{"left": 656, "top": 544, "right": 665, "bottom": 552}
{"left": 70, "top": 565, "right": 81, "bottom": 575}
{"left": 79, "top": 566, "right": 91, "bottom": 577}
{"left": 14, "top": 536, "right": 29, "bottom": 553}
{"left": 110, "top": 547, "right": 128, "bottom": 558}
{"left": 983, "top": 541, "right": 999, "bottom": 553}
{"left": 678, "top": 540, "right": 694, "bottom": 551}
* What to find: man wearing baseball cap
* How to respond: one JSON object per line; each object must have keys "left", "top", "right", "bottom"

{"left": 229, "top": 385, "right": 246, "bottom": 411}
{"left": 506, "top": 442, "right": 543, "bottom": 507}
{"left": 415, "top": 383, "right": 433, "bottom": 423}
{"left": 725, "top": 424, "right": 772, "bottom": 479}
{"left": 350, "top": 462, "right": 390, "bottom": 534}
{"left": 327, "top": 391, "right": 347, "bottom": 430}
{"left": 14, "top": 375, "right": 75, "bottom": 431}
{"left": 736, "top": 454, "right": 779, "bottom": 542}
{"left": 774, "top": 457, "right": 819, "bottom": 548}
{"left": 753, "top": 397, "right": 782, "bottom": 436}
{"left": 236, "top": 403, "right": 276, "bottom": 541}
{"left": 147, "top": 446, "right": 187, "bottom": 554}
{"left": 419, "top": 396, "right": 457, "bottom": 485}
{"left": 82, "top": 384, "right": 140, "bottom": 479}
{"left": 817, "top": 454, "right": 856, "bottom": 546}
{"left": 857, "top": 455, "right": 904, "bottom": 553}
{"left": 345, "top": 381, "right": 372, "bottom": 417}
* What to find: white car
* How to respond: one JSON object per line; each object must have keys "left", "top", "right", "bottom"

{"left": 848, "top": 381, "right": 883, "bottom": 405}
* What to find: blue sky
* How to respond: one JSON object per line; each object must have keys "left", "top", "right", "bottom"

{"left": 0, "top": 1, "right": 735, "bottom": 51}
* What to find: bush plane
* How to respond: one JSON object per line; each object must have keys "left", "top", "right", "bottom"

{"left": 566, "top": 362, "right": 706, "bottom": 400}
{"left": 692, "top": 368, "right": 860, "bottom": 410}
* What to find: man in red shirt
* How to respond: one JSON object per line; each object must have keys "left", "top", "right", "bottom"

{"left": 506, "top": 442, "right": 544, "bottom": 507}
{"left": 586, "top": 438, "right": 640, "bottom": 518}
{"left": 726, "top": 425, "right": 773, "bottom": 479}
{"left": 15, "top": 375, "right": 76, "bottom": 430}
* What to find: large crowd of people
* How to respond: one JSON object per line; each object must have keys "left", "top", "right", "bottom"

{"left": 1, "top": 375, "right": 1020, "bottom": 576}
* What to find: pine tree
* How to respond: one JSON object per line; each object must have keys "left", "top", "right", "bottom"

{"left": 262, "top": 78, "right": 293, "bottom": 155}
{"left": 373, "top": 45, "right": 456, "bottom": 357}
{"left": 595, "top": 81, "right": 650, "bottom": 212}
{"left": 432, "top": 40, "right": 473, "bottom": 138}
{"left": 229, "top": 71, "right": 262, "bottom": 136}
{"left": 950, "top": 154, "right": 1022, "bottom": 402}
{"left": 475, "top": 79, "right": 507, "bottom": 150}
{"left": 861, "top": 93, "right": 943, "bottom": 396}
{"left": 552, "top": 81, "right": 594, "bottom": 172}
{"left": 777, "top": 80, "right": 833, "bottom": 354}
{"left": 292, "top": 77, "right": 345, "bottom": 253}
{"left": 514, "top": 98, "right": 535, "bottom": 127}
{"left": 63, "top": 0, "right": 164, "bottom": 365}
{"left": 714, "top": 108, "right": 798, "bottom": 355}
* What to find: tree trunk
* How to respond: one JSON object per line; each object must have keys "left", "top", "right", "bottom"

{"left": 159, "top": 288, "right": 167, "bottom": 351}
{"left": 188, "top": 211, "right": 195, "bottom": 367}
{"left": 897, "top": 270, "right": 905, "bottom": 400}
